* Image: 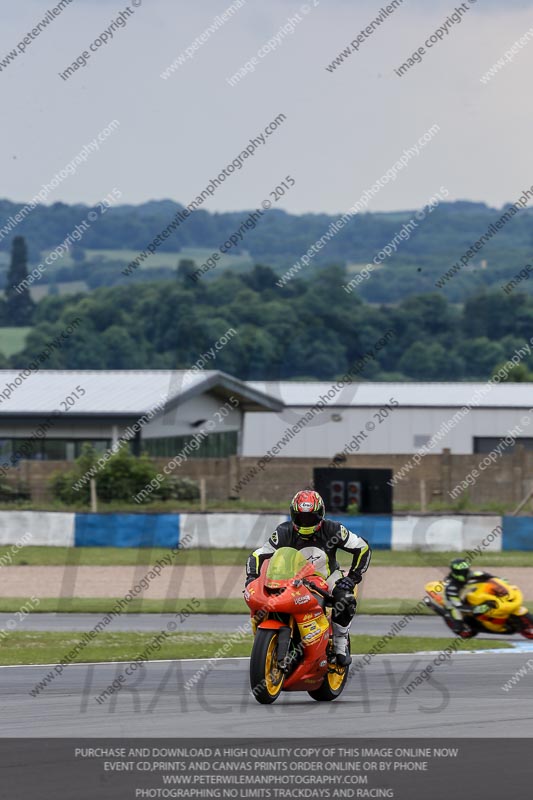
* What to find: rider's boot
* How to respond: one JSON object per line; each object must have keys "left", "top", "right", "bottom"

{"left": 515, "top": 613, "right": 533, "bottom": 639}
{"left": 444, "top": 613, "right": 475, "bottom": 638}
{"left": 332, "top": 622, "right": 352, "bottom": 666}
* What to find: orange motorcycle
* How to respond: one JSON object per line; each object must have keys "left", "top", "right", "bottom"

{"left": 424, "top": 576, "right": 533, "bottom": 638}
{"left": 244, "top": 547, "right": 350, "bottom": 704}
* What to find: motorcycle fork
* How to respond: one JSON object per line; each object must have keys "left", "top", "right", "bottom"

{"left": 278, "top": 619, "right": 299, "bottom": 674}
{"left": 325, "top": 619, "right": 344, "bottom": 673}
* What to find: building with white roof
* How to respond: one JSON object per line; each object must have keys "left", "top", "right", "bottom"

{"left": 244, "top": 381, "right": 533, "bottom": 457}
{"left": 0, "top": 371, "right": 531, "bottom": 465}
{"left": 0, "top": 370, "right": 281, "bottom": 464}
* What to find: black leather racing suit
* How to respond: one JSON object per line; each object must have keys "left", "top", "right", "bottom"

{"left": 443, "top": 569, "right": 494, "bottom": 635}
{"left": 246, "top": 519, "right": 371, "bottom": 626}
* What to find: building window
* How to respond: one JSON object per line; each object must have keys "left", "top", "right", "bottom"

{"left": 143, "top": 430, "right": 238, "bottom": 459}
{"left": 473, "top": 437, "right": 533, "bottom": 454}
{"left": 0, "top": 438, "right": 111, "bottom": 466}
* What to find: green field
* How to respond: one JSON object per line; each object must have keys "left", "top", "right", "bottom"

{"left": 29, "top": 280, "right": 87, "bottom": 301}
{"left": 37, "top": 247, "right": 254, "bottom": 273}
{"left": 0, "top": 326, "right": 31, "bottom": 357}
{"left": 3, "top": 545, "right": 533, "bottom": 568}
{"left": 93, "top": 247, "right": 253, "bottom": 271}
{"left": 0, "top": 631, "right": 509, "bottom": 667}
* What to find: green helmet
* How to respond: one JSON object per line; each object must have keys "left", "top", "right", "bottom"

{"left": 450, "top": 558, "right": 470, "bottom": 582}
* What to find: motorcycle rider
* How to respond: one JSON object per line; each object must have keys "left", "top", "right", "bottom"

{"left": 442, "top": 558, "right": 496, "bottom": 638}
{"left": 245, "top": 489, "right": 371, "bottom": 666}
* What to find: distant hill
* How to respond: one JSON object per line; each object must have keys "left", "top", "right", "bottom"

{"left": 1, "top": 198, "right": 532, "bottom": 302}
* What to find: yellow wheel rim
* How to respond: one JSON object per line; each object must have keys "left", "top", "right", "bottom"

{"left": 327, "top": 665, "right": 346, "bottom": 692}
{"left": 264, "top": 636, "right": 284, "bottom": 696}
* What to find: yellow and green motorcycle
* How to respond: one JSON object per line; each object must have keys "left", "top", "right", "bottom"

{"left": 424, "top": 577, "right": 533, "bottom": 638}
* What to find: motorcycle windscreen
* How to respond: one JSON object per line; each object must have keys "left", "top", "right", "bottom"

{"left": 265, "top": 547, "right": 309, "bottom": 588}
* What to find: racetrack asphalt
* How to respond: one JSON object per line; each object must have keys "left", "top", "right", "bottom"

{"left": 3, "top": 651, "right": 533, "bottom": 738}
{"left": 0, "top": 613, "right": 517, "bottom": 639}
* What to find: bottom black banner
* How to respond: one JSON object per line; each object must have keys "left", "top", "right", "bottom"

{"left": 1, "top": 738, "right": 529, "bottom": 799}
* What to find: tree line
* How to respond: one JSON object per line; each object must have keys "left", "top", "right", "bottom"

{"left": 3, "top": 256, "right": 533, "bottom": 381}
{"left": 1, "top": 198, "right": 533, "bottom": 302}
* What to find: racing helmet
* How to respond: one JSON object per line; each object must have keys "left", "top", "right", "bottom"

{"left": 450, "top": 558, "right": 470, "bottom": 583}
{"left": 290, "top": 490, "right": 325, "bottom": 537}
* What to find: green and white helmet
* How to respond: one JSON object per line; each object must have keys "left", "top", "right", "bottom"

{"left": 450, "top": 558, "right": 470, "bottom": 582}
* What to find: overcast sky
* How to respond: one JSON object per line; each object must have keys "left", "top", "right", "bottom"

{"left": 1, "top": 0, "right": 532, "bottom": 216}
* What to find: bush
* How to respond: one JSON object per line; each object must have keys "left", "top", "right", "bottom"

{"left": 159, "top": 476, "right": 200, "bottom": 501}
{"left": 50, "top": 444, "right": 97, "bottom": 504}
{"left": 50, "top": 443, "right": 188, "bottom": 505}
{"left": 0, "top": 477, "right": 30, "bottom": 502}
{"left": 97, "top": 448, "right": 161, "bottom": 503}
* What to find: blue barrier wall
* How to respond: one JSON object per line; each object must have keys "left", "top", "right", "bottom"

{"left": 74, "top": 514, "right": 180, "bottom": 548}
{"left": 0, "top": 511, "right": 527, "bottom": 549}
{"left": 328, "top": 515, "right": 392, "bottom": 549}
{"left": 72, "top": 513, "right": 391, "bottom": 549}
{"left": 502, "top": 516, "right": 533, "bottom": 551}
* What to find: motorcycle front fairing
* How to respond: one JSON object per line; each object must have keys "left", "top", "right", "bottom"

{"left": 244, "top": 548, "right": 333, "bottom": 691}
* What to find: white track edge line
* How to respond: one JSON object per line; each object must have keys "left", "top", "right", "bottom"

{"left": 0, "top": 647, "right": 521, "bottom": 669}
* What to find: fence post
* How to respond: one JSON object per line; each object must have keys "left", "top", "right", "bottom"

{"left": 420, "top": 479, "right": 427, "bottom": 512}
{"left": 90, "top": 478, "right": 98, "bottom": 513}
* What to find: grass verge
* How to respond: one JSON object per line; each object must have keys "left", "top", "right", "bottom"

{"left": 0, "top": 597, "right": 431, "bottom": 615}
{"left": 4, "top": 546, "right": 533, "bottom": 567}
{"left": 2, "top": 596, "right": 532, "bottom": 616}
{"left": 0, "top": 597, "right": 248, "bottom": 614}
{"left": 0, "top": 631, "right": 511, "bottom": 667}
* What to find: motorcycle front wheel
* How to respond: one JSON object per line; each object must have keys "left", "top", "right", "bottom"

{"left": 250, "top": 629, "right": 285, "bottom": 704}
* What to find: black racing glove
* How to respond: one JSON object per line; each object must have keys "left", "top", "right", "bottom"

{"left": 336, "top": 574, "right": 357, "bottom": 593}
{"left": 245, "top": 573, "right": 258, "bottom": 588}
